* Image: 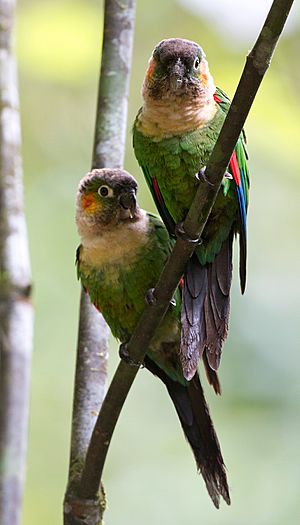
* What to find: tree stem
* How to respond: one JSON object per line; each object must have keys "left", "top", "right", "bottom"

{"left": 64, "top": 1, "right": 136, "bottom": 524}
{"left": 0, "top": 1, "right": 33, "bottom": 524}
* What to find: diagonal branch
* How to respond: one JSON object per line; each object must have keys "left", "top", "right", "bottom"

{"left": 0, "top": 1, "right": 33, "bottom": 524}
{"left": 78, "top": 0, "right": 295, "bottom": 502}
{"left": 63, "top": 1, "right": 136, "bottom": 524}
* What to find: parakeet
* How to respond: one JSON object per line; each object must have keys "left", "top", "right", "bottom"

{"left": 76, "top": 168, "right": 230, "bottom": 508}
{"left": 133, "top": 38, "right": 249, "bottom": 381}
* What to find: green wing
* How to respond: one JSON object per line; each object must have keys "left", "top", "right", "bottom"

{"left": 214, "top": 86, "right": 250, "bottom": 292}
{"left": 147, "top": 212, "right": 175, "bottom": 250}
{"left": 214, "top": 86, "right": 250, "bottom": 209}
{"left": 133, "top": 121, "right": 177, "bottom": 235}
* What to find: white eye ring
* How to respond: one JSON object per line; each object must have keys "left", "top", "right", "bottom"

{"left": 98, "top": 185, "right": 114, "bottom": 198}
{"left": 194, "top": 57, "right": 200, "bottom": 69}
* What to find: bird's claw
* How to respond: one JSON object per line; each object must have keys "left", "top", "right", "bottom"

{"left": 195, "top": 166, "right": 214, "bottom": 186}
{"left": 145, "top": 288, "right": 157, "bottom": 305}
{"left": 175, "top": 222, "right": 202, "bottom": 245}
{"left": 146, "top": 287, "right": 176, "bottom": 308}
{"left": 170, "top": 297, "right": 177, "bottom": 307}
{"left": 119, "top": 343, "right": 144, "bottom": 368}
{"left": 119, "top": 342, "right": 130, "bottom": 361}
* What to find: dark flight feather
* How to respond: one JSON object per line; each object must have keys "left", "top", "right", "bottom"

{"left": 204, "top": 234, "right": 233, "bottom": 371}
{"left": 202, "top": 351, "right": 221, "bottom": 395}
{"left": 180, "top": 255, "right": 207, "bottom": 380}
{"left": 181, "top": 234, "right": 233, "bottom": 378}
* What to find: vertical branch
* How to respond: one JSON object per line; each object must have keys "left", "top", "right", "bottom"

{"left": 0, "top": 0, "right": 33, "bottom": 524}
{"left": 65, "top": 293, "right": 109, "bottom": 504}
{"left": 92, "top": 0, "right": 136, "bottom": 169}
{"left": 64, "top": 1, "right": 136, "bottom": 524}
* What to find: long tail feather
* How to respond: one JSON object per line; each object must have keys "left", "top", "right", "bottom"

{"left": 202, "top": 351, "right": 221, "bottom": 395}
{"left": 180, "top": 255, "right": 207, "bottom": 380}
{"left": 180, "top": 234, "right": 233, "bottom": 379}
{"left": 144, "top": 356, "right": 230, "bottom": 508}
{"left": 204, "top": 234, "right": 233, "bottom": 371}
{"left": 239, "top": 229, "right": 247, "bottom": 294}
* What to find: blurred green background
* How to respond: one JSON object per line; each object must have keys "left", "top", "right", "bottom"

{"left": 16, "top": 0, "right": 300, "bottom": 523}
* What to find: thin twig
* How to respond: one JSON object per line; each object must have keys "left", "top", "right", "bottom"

{"left": 63, "top": 1, "right": 136, "bottom": 524}
{"left": 0, "top": 1, "right": 33, "bottom": 524}
{"left": 78, "top": 0, "right": 295, "bottom": 501}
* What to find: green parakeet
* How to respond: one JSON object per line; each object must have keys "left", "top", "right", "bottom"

{"left": 133, "top": 38, "right": 249, "bottom": 381}
{"left": 75, "top": 168, "right": 230, "bottom": 508}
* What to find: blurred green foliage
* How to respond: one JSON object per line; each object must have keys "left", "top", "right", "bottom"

{"left": 16, "top": 0, "right": 300, "bottom": 524}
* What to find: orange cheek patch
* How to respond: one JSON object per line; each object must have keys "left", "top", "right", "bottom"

{"left": 200, "top": 59, "right": 209, "bottom": 86}
{"left": 200, "top": 72, "right": 208, "bottom": 86}
{"left": 146, "top": 58, "right": 156, "bottom": 80}
{"left": 82, "top": 193, "right": 101, "bottom": 215}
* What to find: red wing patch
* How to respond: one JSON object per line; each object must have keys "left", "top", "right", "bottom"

{"left": 151, "top": 177, "right": 176, "bottom": 236}
{"left": 213, "top": 94, "right": 221, "bottom": 104}
{"left": 229, "top": 151, "right": 241, "bottom": 186}
{"left": 152, "top": 177, "right": 164, "bottom": 206}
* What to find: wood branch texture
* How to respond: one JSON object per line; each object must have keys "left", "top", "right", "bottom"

{"left": 63, "top": 1, "right": 136, "bottom": 524}
{"left": 77, "top": 0, "right": 295, "bottom": 505}
{"left": 0, "top": 1, "right": 33, "bottom": 524}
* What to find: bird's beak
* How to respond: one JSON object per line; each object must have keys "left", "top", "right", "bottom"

{"left": 170, "top": 58, "right": 185, "bottom": 90}
{"left": 119, "top": 190, "right": 137, "bottom": 219}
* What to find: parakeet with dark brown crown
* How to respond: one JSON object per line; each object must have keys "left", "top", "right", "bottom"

{"left": 133, "top": 38, "right": 249, "bottom": 381}
{"left": 76, "top": 168, "right": 230, "bottom": 508}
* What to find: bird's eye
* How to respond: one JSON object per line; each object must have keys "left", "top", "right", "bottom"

{"left": 194, "top": 57, "right": 200, "bottom": 69}
{"left": 98, "top": 185, "right": 113, "bottom": 197}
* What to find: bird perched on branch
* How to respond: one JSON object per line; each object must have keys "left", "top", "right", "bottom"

{"left": 76, "top": 168, "right": 230, "bottom": 508}
{"left": 133, "top": 38, "right": 249, "bottom": 381}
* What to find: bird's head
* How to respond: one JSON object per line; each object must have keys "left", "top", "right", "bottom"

{"left": 143, "top": 38, "right": 214, "bottom": 101}
{"left": 76, "top": 168, "right": 138, "bottom": 238}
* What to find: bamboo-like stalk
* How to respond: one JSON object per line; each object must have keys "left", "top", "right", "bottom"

{"left": 0, "top": 1, "right": 33, "bottom": 524}
{"left": 78, "top": 0, "right": 295, "bottom": 502}
{"left": 63, "top": 1, "right": 136, "bottom": 524}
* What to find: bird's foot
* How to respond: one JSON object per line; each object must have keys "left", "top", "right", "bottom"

{"left": 175, "top": 222, "right": 203, "bottom": 245}
{"left": 145, "top": 288, "right": 157, "bottom": 306}
{"left": 224, "top": 170, "right": 233, "bottom": 179}
{"left": 119, "top": 343, "right": 144, "bottom": 368}
{"left": 146, "top": 287, "right": 176, "bottom": 308}
{"left": 195, "top": 166, "right": 213, "bottom": 186}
